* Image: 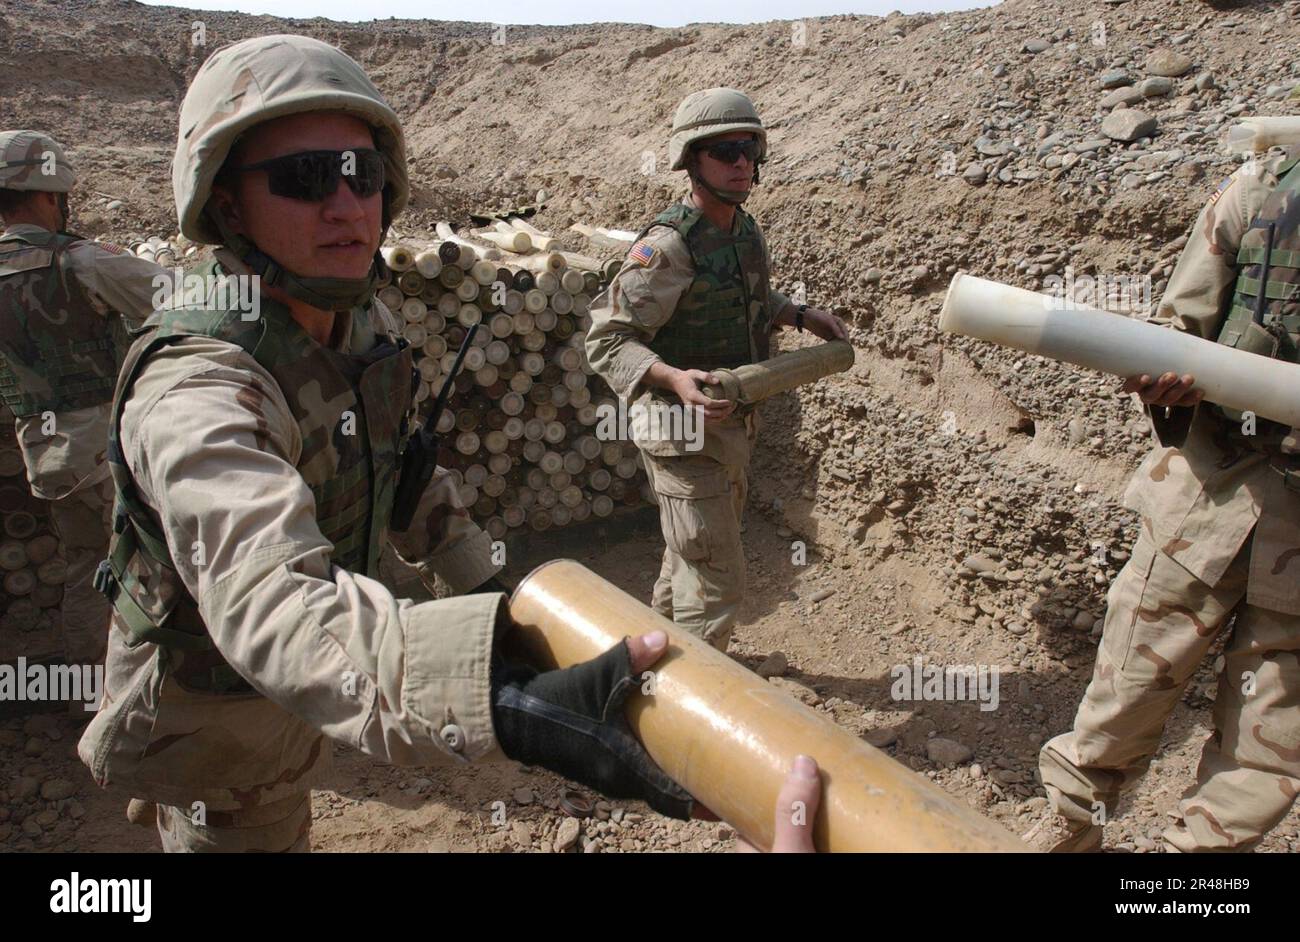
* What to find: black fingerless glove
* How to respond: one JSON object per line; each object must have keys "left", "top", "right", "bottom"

{"left": 490, "top": 638, "right": 694, "bottom": 820}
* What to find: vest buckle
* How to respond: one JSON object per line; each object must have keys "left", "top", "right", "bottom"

{"left": 92, "top": 559, "right": 118, "bottom": 599}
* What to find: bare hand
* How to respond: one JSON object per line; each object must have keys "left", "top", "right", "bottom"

{"left": 671, "top": 368, "right": 736, "bottom": 423}
{"left": 804, "top": 307, "right": 850, "bottom": 342}
{"left": 736, "top": 755, "right": 822, "bottom": 853}
{"left": 625, "top": 630, "right": 669, "bottom": 673}
{"left": 1121, "top": 372, "right": 1203, "bottom": 408}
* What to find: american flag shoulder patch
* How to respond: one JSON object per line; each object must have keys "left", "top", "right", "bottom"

{"left": 627, "top": 240, "right": 657, "bottom": 266}
{"left": 1206, "top": 175, "right": 1235, "bottom": 208}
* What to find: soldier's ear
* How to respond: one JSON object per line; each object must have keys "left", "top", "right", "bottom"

{"left": 207, "top": 177, "right": 245, "bottom": 236}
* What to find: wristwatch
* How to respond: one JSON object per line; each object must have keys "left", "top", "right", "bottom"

{"left": 796, "top": 303, "right": 807, "bottom": 333}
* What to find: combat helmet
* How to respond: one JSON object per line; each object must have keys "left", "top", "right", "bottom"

{"left": 668, "top": 88, "right": 766, "bottom": 205}
{"left": 0, "top": 130, "right": 77, "bottom": 192}
{"left": 173, "top": 34, "right": 409, "bottom": 310}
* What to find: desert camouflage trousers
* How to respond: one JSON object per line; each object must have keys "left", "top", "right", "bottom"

{"left": 157, "top": 791, "right": 312, "bottom": 853}
{"left": 47, "top": 477, "right": 113, "bottom": 667}
{"left": 1040, "top": 528, "right": 1300, "bottom": 851}
{"left": 641, "top": 420, "right": 754, "bottom": 652}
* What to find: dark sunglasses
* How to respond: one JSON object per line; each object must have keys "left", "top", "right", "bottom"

{"left": 697, "top": 139, "right": 763, "bottom": 165}
{"left": 230, "top": 148, "right": 386, "bottom": 202}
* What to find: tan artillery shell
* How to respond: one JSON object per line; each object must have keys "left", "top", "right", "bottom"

{"left": 402, "top": 324, "right": 427, "bottom": 347}
{"left": 382, "top": 244, "right": 415, "bottom": 272}
{"left": 4, "top": 568, "right": 36, "bottom": 596}
{"left": 550, "top": 291, "right": 573, "bottom": 315}
{"left": 4, "top": 511, "right": 38, "bottom": 540}
{"left": 507, "top": 561, "right": 1029, "bottom": 853}
{"left": 37, "top": 557, "right": 68, "bottom": 585}
{"left": 489, "top": 313, "right": 515, "bottom": 338}
{"left": 523, "top": 289, "right": 548, "bottom": 314}
{"left": 400, "top": 298, "right": 428, "bottom": 325}
{"left": 24, "top": 533, "right": 58, "bottom": 565}
{"left": 0, "top": 540, "right": 28, "bottom": 570}
{"left": 397, "top": 269, "right": 426, "bottom": 296}
{"left": 414, "top": 248, "right": 443, "bottom": 278}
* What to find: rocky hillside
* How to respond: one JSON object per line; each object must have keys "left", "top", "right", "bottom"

{"left": 2, "top": 0, "right": 1299, "bottom": 853}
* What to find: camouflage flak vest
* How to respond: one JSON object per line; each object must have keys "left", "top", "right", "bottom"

{"left": 0, "top": 229, "right": 120, "bottom": 417}
{"left": 641, "top": 202, "right": 774, "bottom": 372}
{"left": 96, "top": 260, "right": 415, "bottom": 693}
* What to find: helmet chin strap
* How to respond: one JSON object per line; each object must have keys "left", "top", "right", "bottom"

{"left": 210, "top": 211, "right": 387, "bottom": 313}
{"left": 688, "top": 163, "right": 758, "bottom": 207}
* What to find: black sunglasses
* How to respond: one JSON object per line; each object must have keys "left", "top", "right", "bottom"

{"left": 230, "top": 148, "right": 386, "bottom": 202}
{"left": 697, "top": 139, "right": 763, "bottom": 165}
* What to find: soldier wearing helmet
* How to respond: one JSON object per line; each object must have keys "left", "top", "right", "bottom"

{"left": 79, "top": 35, "right": 695, "bottom": 852}
{"left": 586, "top": 88, "right": 848, "bottom": 652}
{"left": 0, "top": 130, "right": 165, "bottom": 677}
{"left": 1026, "top": 146, "right": 1300, "bottom": 853}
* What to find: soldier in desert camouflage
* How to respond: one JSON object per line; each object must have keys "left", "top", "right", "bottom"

{"left": 586, "top": 88, "right": 848, "bottom": 653}
{"left": 0, "top": 130, "right": 165, "bottom": 673}
{"left": 79, "top": 34, "right": 695, "bottom": 852}
{"left": 1027, "top": 149, "right": 1300, "bottom": 852}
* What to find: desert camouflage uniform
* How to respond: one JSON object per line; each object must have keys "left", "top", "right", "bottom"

{"left": 79, "top": 250, "right": 504, "bottom": 853}
{"left": 1039, "top": 152, "right": 1300, "bottom": 852}
{"left": 586, "top": 195, "right": 792, "bottom": 650}
{"left": 0, "top": 221, "right": 163, "bottom": 665}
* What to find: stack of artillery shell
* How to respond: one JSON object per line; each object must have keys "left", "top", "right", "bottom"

{"left": 379, "top": 225, "right": 651, "bottom": 539}
{"left": 0, "top": 405, "right": 66, "bottom": 652}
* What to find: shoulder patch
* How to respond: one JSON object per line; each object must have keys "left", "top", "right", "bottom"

{"left": 1206, "top": 174, "right": 1235, "bottom": 208}
{"left": 627, "top": 240, "right": 659, "bottom": 267}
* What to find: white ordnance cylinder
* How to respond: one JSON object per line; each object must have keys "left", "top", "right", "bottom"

{"left": 939, "top": 272, "right": 1300, "bottom": 428}
{"left": 1224, "top": 116, "right": 1300, "bottom": 154}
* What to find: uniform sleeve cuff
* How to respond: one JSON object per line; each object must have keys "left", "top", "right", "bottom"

{"left": 416, "top": 526, "right": 502, "bottom": 595}
{"left": 403, "top": 592, "right": 507, "bottom": 763}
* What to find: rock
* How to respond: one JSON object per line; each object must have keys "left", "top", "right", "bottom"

{"left": 961, "top": 553, "right": 999, "bottom": 574}
{"left": 1102, "top": 109, "right": 1157, "bottom": 143}
{"left": 864, "top": 268, "right": 884, "bottom": 284}
{"left": 13, "top": 777, "right": 39, "bottom": 801}
{"left": 1072, "top": 610, "right": 1095, "bottom": 631}
{"left": 554, "top": 816, "right": 580, "bottom": 852}
{"left": 1139, "top": 76, "right": 1173, "bottom": 98}
{"left": 23, "top": 738, "right": 45, "bottom": 757}
{"left": 969, "top": 763, "right": 984, "bottom": 780}
{"left": 513, "top": 787, "right": 534, "bottom": 806}
{"left": 755, "top": 651, "right": 788, "bottom": 678}
{"left": 1099, "top": 70, "right": 1132, "bottom": 89}
{"left": 962, "top": 162, "right": 987, "bottom": 185}
{"left": 926, "top": 738, "right": 973, "bottom": 766}
{"left": 39, "top": 779, "right": 75, "bottom": 802}
{"left": 508, "top": 821, "right": 532, "bottom": 848}
{"left": 1195, "top": 72, "right": 1216, "bottom": 92}
{"left": 1146, "top": 51, "right": 1193, "bottom": 78}
{"left": 1154, "top": 50, "right": 1190, "bottom": 77}
{"left": 106, "top": 199, "right": 123, "bottom": 211}
{"left": 1067, "top": 417, "right": 1086, "bottom": 444}
{"left": 1023, "top": 39, "right": 1051, "bottom": 54}
{"left": 769, "top": 676, "right": 821, "bottom": 707}
{"left": 863, "top": 727, "right": 897, "bottom": 748}
{"left": 1099, "top": 86, "right": 1143, "bottom": 110}
{"left": 808, "top": 588, "right": 834, "bottom": 604}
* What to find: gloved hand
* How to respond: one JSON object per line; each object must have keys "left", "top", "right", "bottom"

{"left": 490, "top": 629, "right": 694, "bottom": 819}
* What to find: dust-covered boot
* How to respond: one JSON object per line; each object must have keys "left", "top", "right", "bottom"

{"left": 1022, "top": 811, "right": 1103, "bottom": 852}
